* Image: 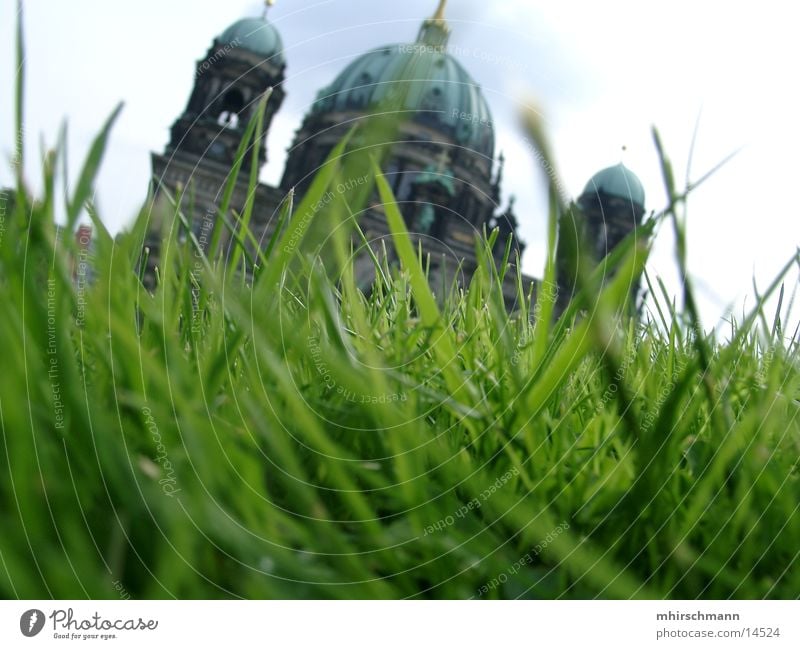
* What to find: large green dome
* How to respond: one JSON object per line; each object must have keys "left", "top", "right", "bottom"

{"left": 218, "top": 17, "right": 285, "bottom": 66}
{"left": 582, "top": 163, "right": 645, "bottom": 208}
{"left": 312, "top": 43, "right": 495, "bottom": 159}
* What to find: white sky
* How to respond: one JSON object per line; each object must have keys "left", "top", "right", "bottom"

{"left": 1, "top": 0, "right": 798, "bottom": 336}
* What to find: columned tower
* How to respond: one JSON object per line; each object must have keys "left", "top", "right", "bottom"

{"left": 149, "top": 3, "right": 288, "bottom": 265}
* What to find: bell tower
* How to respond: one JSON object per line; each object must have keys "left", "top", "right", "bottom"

{"left": 556, "top": 163, "right": 647, "bottom": 313}
{"left": 147, "top": 2, "right": 289, "bottom": 275}
{"left": 165, "top": 1, "right": 286, "bottom": 170}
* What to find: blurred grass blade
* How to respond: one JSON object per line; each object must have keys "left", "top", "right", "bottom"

{"left": 66, "top": 102, "right": 123, "bottom": 232}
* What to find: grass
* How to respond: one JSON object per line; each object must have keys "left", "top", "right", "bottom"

{"left": 1, "top": 8, "right": 799, "bottom": 599}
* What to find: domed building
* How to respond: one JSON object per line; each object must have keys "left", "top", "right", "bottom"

{"left": 280, "top": 0, "right": 526, "bottom": 302}
{"left": 149, "top": 1, "right": 645, "bottom": 315}
{"left": 282, "top": 10, "right": 496, "bottom": 195}
{"left": 149, "top": 0, "right": 530, "bottom": 308}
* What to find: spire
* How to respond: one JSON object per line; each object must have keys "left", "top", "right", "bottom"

{"left": 417, "top": 0, "right": 451, "bottom": 50}
{"left": 500, "top": 195, "right": 518, "bottom": 230}
{"left": 494, "top": 150, "right": 505, "bottom": 186}
{"left": 262, "top": 0, "right": 275, "bottom": 19}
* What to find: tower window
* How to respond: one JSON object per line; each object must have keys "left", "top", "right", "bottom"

{"left": 217, "top": 88, "right": 245, "bottom": 128}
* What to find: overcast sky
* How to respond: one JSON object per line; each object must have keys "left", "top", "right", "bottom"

{"left": 1, "top": 0, "right": 798, "bottom": 334}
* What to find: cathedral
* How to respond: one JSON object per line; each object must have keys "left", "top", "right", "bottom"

{"left": 149, "top": 0, "right": 647, "bottom": 311}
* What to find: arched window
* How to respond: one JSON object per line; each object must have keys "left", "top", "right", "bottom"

{"left": 217, "top": 88, "right": 245, "bottom": 128}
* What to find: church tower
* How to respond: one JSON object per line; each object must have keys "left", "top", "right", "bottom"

{"left": 556, "top": 163, "right": 646, "bottom": 311}
{"left": 165, "top": 4, "right": 285, "bottom": 169}
{"left": 149, "top": 2, "right": 288, "bottom": 264}
{"left": 577, "top": 163, "right": 645, "bottom": 260}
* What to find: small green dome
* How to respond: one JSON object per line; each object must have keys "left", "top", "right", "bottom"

{"left": 582, "top": 163, "right": 645, "bottom": 208}
{"left": 218, "top": 17, "right": 284, "bottom": 65}
{"left": 312, "top": 44, "right": 494, "bottom": 158}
